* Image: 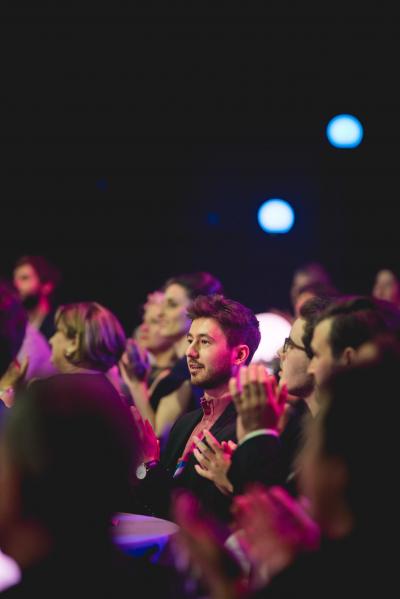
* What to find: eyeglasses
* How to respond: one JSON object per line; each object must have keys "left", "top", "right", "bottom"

{"left": 282, "top": 337, "right": 307, "bottom": 353}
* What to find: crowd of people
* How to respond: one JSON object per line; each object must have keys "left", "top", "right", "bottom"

{"left": 0, "top": 254, "right": 397, "bottom": 597}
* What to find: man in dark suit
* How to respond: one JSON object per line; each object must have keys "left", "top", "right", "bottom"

{"left": 132, "top": 294, "right": 280, "bottom": 523}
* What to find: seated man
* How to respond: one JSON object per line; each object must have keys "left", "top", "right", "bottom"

{"left": 131, "top": 294, "right": 282, "bottom": 523}
{"left": 193, "top": 296, "right": 333, "bottom": 497}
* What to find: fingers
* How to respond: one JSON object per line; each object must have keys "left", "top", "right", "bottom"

{"left": 202, "top": 429, "right": 221, "bottom": 452}
{"left": 194, "top": 463, "right": 214, "bottom": 481}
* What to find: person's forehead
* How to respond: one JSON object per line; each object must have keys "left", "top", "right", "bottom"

{"left": 189, "top": 317, "right": 225, "bottom": 339}
{"left": 164, "top": 283, "right": 189, "bottom": 302}
{"left": 14, "top": 264, "right": 37, "bottom": 278}
{"left": 291, "top": 318, "right": 306, "bottom": 341}
{"left": 313, "top": 318, "right": 332, "bottom": 347}
{"left": 145, "top": 303, "right": 162, "bottom": 318}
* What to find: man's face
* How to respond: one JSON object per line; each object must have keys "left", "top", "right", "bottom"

{"left": 308, "top": 318, "right": 338, "bottom": 387}
{"left": 278, "top": 318, "right": 313, "bottom": 397}
{"left": 186, "top": 317, "right": 236, "bottom": 390}
{"left": 13, "top": 264, "right": 41, "bottom": 300}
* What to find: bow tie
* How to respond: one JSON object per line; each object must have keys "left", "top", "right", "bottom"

{"left": 200, "top": 397, "right": 213, "bottom": 416}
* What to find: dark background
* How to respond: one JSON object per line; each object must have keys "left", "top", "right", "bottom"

{"left": 1, "top": 3, "right": 400, "bottom": 332}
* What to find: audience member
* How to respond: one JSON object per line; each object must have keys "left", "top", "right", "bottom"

{"left": 308, "top": 295, "right": 400, "bottom": 388}
{"left": 0, "top": 374, "right": 177, "bottom": 597}
{"left": 289, "top": 263, "right": 334, "bottom": 315}
{"left": 133, "top": 290, "right": 178, "bottom": 392}
{"left": 372, "top": 267, "right": 400, "bottom": 307}
{"left": 130, "top": 294, "right": 270, "bottom": 524}
{"left": 13, "top": 256, "right": 61, "bottom": 339}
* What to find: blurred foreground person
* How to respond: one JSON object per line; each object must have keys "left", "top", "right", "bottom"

{"left": 0, "top": 374, "right": 177, "bottom": 598}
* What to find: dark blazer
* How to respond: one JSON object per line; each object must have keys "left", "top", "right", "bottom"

{"left": 227, "top": 398, "right": 311, "bottom": 496}
{"left": 132, "top": 401, "right": 238, "bottom": 522}
{"left": 228, "top": 433, "right": 282, "bottom": 495}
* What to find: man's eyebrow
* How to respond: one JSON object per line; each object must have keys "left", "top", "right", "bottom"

{"left": 187, "top": 333, "right": 215, "bottom": 340}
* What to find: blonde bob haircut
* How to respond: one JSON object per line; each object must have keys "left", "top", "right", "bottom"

{"left": 55, "top": 302, "right": 126, "bottom": 372}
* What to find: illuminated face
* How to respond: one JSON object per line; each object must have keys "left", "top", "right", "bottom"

{"left": 373, "top": 269, "right": 400, "bottom": 303}
{"left": 159, "top": 284, "right": 192, "bottom": 340}
{"left": 308, "top": 318, "right": 338, "bottom": 387}
{"left": 186, "top": 317, "right": 237, "bottom": 390}
{"left": 13, "top": 264, "right": 41, "bottom": 299}
{"left": 137, "top": 302, "right": 172, "bottom": 354}
{"left": 49, "top": 324, "right": 75, "bottom": 373}
{"left": 278, "top": 318, "right": 313, "bottom": 397}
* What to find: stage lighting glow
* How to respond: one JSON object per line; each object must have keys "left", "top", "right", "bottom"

{"left": 326, "top": 114, "right": 363, "bottom": 148}
{"left": 251, "top": 312, "right": 292, "bottom": 367}
{"left": 257, "top": 199, "right": 295, "bottom": 234}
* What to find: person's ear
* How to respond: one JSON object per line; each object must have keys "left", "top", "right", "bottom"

{"left": 233, "top": 345, "right": 250, "bottom": 366}
{"left": 42, "top": 282, "right": 54, "bottom": 297}
{"left": 65, "top": 334, "right": 79, "bottom": 359}
{"left": 340, "top": 346, "right": 357, "bottom": 367}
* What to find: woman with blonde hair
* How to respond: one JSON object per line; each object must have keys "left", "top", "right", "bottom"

{"left": 49, "top": 302, "right": 127, "bottom": 403}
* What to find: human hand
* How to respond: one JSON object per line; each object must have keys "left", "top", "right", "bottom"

{"left": 229, "top": 364, "right": 287, "bottom": 442}
{"left": 233, "top": 485, "right": 320, "bottom": 585}
{"left": 0, "top": 357, "right": 29, "bottom": 407}
{"left": 193, "top": 429, "right": 235, "bottom": 495}
{"left": 120, "top": 339, "right": 151, "bottom": 384}
{"left": 172, "top": 490, "right": 246, "bottom": 599}
{"left": 130, "top": 406, "right": 160, "bottom": 463}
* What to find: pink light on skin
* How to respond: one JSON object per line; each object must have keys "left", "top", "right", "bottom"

{"left": 0, "top": 550, "right": 21, "bottom": 591}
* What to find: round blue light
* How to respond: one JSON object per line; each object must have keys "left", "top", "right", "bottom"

{"left": 257, "top": 199, "right": 295, "bottom": 234}
{"left": 326, "top": 114, "right": 363, "bottom": 148}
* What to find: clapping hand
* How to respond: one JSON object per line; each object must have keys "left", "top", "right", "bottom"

{"left": 193, "top": 429, "right": 237, "bottom": 495}
{"left": 229, "top": 364, "right": 287, "bottom": 442}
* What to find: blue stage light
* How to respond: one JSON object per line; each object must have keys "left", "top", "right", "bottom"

{"left": 257, "top": 199, "right": 295, "bottom": 234}
{"left": 326, "top": 114, "right": 363, "bottom": 148}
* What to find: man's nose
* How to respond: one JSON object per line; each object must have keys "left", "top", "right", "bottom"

{"left": 186, "top": 343, "right": 198, "bottom": 358}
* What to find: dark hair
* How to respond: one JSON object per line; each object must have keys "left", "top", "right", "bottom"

{"left": 4, "top": 374, "right": 139, "bottom": 537}
{"left": 300, "top": 295, "right": 337, "bottom": 358}
{"left": 314, "top": 296, "right": 400, "bottom": 359}
{"left": 0, "top": 281, "right": 27, "bottom": 377}
{"left": 319, "top": 355, "right": 399, "bottom": 530}
{"left": 296, "top": 281, "right": 339, "bottom": 302}
{"left": 187, "top": 295, "right": 260, "bottom": 364}
{"left": 164, "top": 272, "right": 223, "bottom": 300}
{"left": 293, "top": 262, "right": 332, "bottom": 285}
{"left": 14, "top": 255, "right": 61, "bottom": 289}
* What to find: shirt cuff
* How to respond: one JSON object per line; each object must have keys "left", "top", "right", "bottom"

{"left": 239, "top": 428, "right": 279, "bottom": 446}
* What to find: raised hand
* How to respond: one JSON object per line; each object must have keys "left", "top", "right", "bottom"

{"left": 233, "top": 485, "right": 320, "bottom": 585}
{"left": 120, "top": 339, "right": 151, "bottom": 383}
{"left": 130, "top": 406, "right": 160, "bottom": 464}
{"left": 172, "top": 490, "right": 246, "bottom": 599}
{"left": 193, "top": 429, "right": 235, "bottom": 495}
{"left": 0, "top": 357, "right": 29, "bottom": 407}
{"left": 229, "top": 364, "right": 287, "bottom": 442}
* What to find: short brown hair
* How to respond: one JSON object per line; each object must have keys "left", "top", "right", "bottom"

{"left": 55, "top": 302, "right": 126, "bottom": 372}
{"left": 187, "top": 294, "right": 260, "bottom": 364}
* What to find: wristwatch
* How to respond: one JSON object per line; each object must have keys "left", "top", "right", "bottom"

{"left": 136, "top": 460, "right": 159, "bottom": 480}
